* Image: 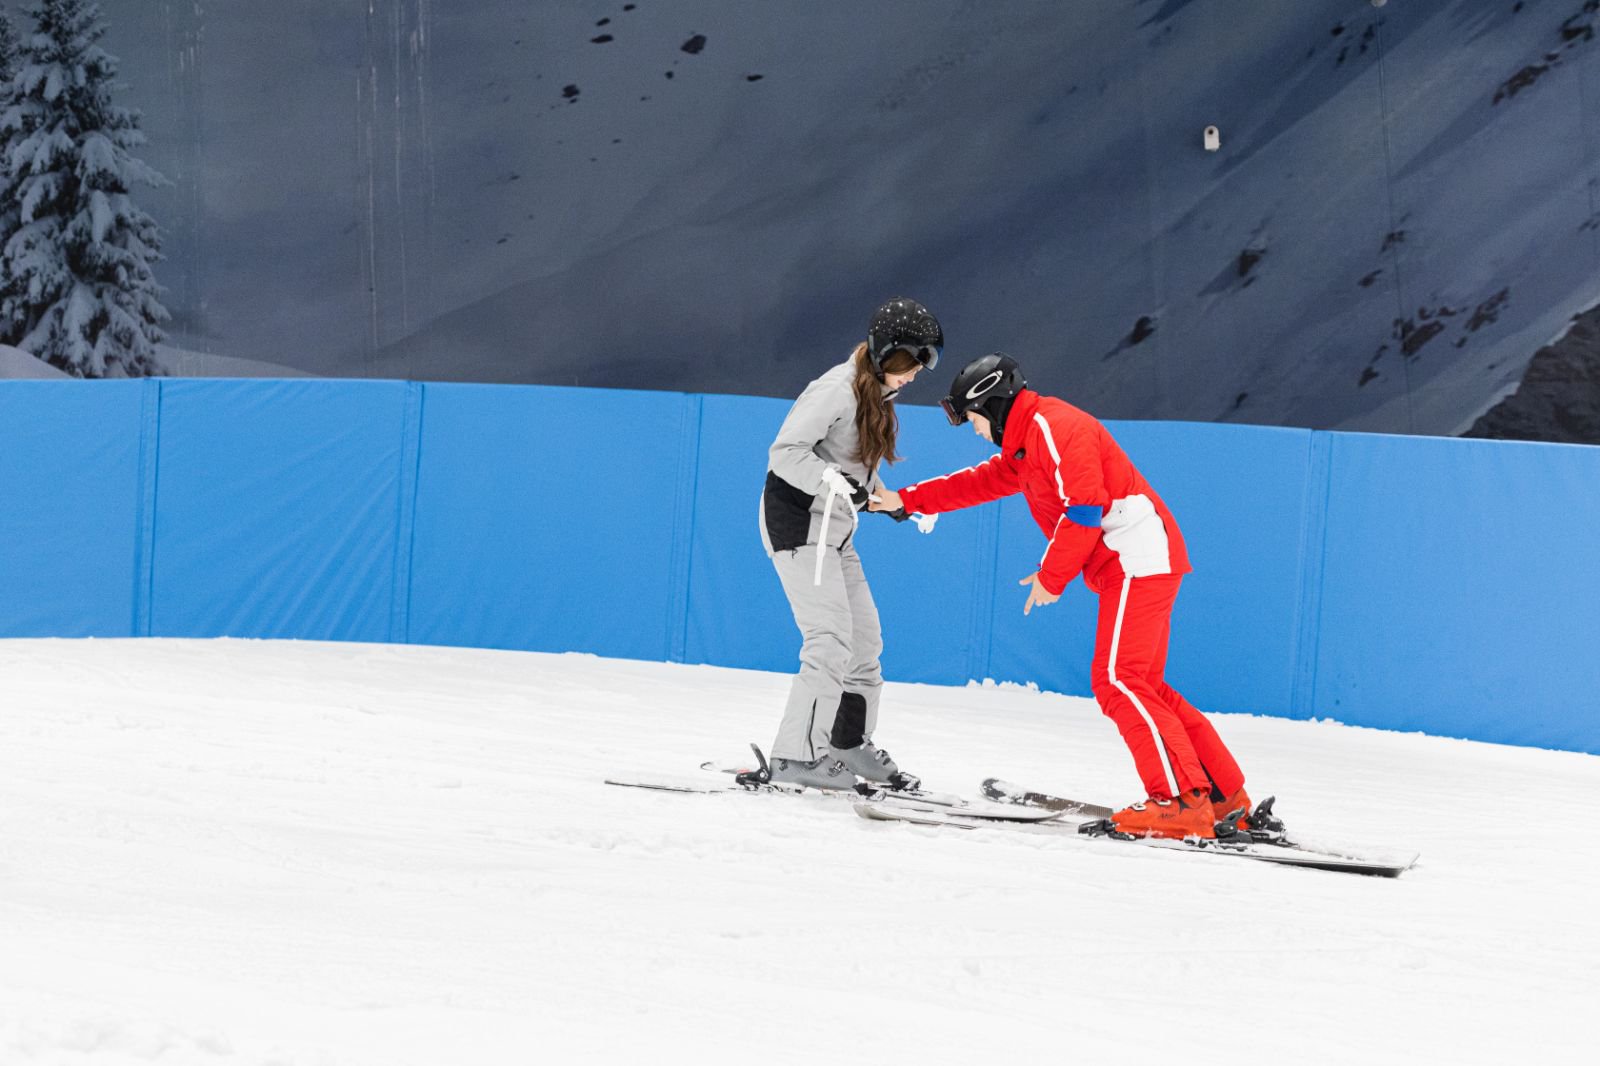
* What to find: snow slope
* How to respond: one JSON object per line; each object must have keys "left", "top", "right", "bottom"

{"left": 0, "top": 343, "right": 313, "bottom": 380}
{"left": 0, "top": 345, "right": 68, "bottom": 380}
{"left": 153, "top": 344, "right": 317, "bottom": 379}
{"left": 1, "top": 638, "right": 1593, "bottom": 1064}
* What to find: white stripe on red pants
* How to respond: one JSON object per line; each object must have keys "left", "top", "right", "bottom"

{"left": 1090, "top": 573, "right": 1245, "bottom": 801}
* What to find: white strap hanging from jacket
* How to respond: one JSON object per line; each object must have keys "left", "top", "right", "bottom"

{"left": 813, "top": 479, "right": 837, "bottom": 586}
{"left": 812, "top": 465, "right": 863, "bottom": 586}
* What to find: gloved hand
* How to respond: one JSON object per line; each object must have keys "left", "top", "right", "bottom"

{"left": 878, "top": 507, "right": 937, "bottom": 533}
{"left": 820, "top": 465, "right": 870, "bottom": 510}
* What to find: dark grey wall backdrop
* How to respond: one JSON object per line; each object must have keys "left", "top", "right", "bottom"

{"left": 92, "top": 0, "right": 1600, "bottom": 436}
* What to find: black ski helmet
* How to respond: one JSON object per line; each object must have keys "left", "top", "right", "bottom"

{"left": 867, "top": 298, "right": 943, "bottom": 373}
{"left": 941, "top": 353, "right": 1027, "bottom": 443}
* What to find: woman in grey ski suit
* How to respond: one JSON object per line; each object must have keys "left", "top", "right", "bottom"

{"left": 751, "top": 298, "right": 942, "bottom": 791}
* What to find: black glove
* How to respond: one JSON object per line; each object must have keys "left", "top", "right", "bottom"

{"left": 881, "top": 507, "right": 910, "bottom": 522}
{"left": 820, "top": 467, "right": 871, "bottom": 511}
{"left": 841, "top": 472, "right": 870, "bottom": 510}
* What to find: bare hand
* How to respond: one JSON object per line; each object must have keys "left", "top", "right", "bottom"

{"left": 1020, "top": 573, "right": 1060, "bottom": 615}
{"left": 869, "top": 488, "right": 903, "bottom": 512}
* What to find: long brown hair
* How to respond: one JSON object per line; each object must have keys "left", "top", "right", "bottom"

{"left": 851, "top": 342, "right": 920, "bottom": 471}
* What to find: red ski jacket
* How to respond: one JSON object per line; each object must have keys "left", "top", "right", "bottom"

{"left": 898, "top": 390, "right": 1190, "bottom": 596}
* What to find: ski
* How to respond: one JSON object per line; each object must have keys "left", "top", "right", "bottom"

{"left": 602, "top": 772, "right": 790, "bottom": 796}
{"left": 698, "top": 758, "right": 771, "bottom": 776}
{"left": 606, "top": 772, "right": 1065, "bottom": 820}
{"left": 983, "top": 778, "right": 1293, "bottom": 844}
{"left": 978, "top": 779, "right": 1416, "bottom": 876}
{"left": 854, "top": 800, "right": 1083, "bottom": 830}
{"left": 979, "top": 778, "right": 1114, "bottom": 819}
{"left": 854, "top": 799, "right": 978, "bottom": 830}
{"left": 870, "top": 793, "right": 1065, "bottom": 821}
{"left": 701, "top": 756, "right": 923, "bottom": 794}
{"left": 857, "top": 797, "right": 1418, "bottom": 876}
{"left": 698, "top": 757, "right": 961, "bottom": 807}
{"left": 607, "top": 743, "right": 1064, "bottom": 822}
{"left": 1076, "top": 820, "right": 1421, "bottom": 877}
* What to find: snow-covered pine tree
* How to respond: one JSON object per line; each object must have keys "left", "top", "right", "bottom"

{"left": 0, "top": 5, "right": 24, "bottom": 344}
{"left": 1, "top": 0, "right": 168, "bottom": 376}
{"left": 0, "top": 10, "right": 16, "bottom": 90}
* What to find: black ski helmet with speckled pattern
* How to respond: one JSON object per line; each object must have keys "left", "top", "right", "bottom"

{"left": 867, "top": 298, "right": 943, "bottom": 372}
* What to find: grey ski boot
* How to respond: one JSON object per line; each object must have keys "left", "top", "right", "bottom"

{"left": 828, "top": 694, "right": 921, "bottom": 791}
{"left": 732, "top": 744, "right": 862, "bottom": 792}
{"left": 768, "top": 753, "right": 862, "bottom": 791}
{"left": 834, "top": 741, "right": 920, "bottom": 791}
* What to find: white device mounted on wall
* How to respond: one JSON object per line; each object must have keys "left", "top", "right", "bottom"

{"left": 1203, "top": 125, "right": 1221, "bottom": 152}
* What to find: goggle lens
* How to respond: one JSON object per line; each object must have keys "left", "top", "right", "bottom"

{"left": 881, "top": 343, "right": 940, "bottom": 372}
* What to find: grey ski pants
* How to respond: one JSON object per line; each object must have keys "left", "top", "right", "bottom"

{"left": 769, "top": 540, "right": 884, "bottom": 761}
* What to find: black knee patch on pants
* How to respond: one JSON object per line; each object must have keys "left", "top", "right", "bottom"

{"left": 830, "top": 692, "right": 867, "bottom": 749}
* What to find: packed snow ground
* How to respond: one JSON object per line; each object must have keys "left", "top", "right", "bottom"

{"left": 1, "top": 638, "right": 1593, "bottom": 1065}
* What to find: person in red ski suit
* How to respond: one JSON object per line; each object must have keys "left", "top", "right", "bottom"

{"left": 870, "top": 353, "right": 1258, "bottom": 840}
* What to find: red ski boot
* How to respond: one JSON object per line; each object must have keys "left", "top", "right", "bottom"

{"left": 1108, "top": 789, "right": 1216, "bottom": 840}
{"left": 1213, "top": 787, "right": 1254, "bottom": 832}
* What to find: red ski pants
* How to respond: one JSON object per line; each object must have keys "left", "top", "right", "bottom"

{"left": 1089, "top": 573, "right": 1245, "bottom": 802}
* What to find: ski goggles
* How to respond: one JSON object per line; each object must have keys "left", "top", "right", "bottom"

{"left": 939, "top": 396, "right": 965, "bottom": 426}
{"left": 881, "top": 343, "right": 941, "bottom": 372}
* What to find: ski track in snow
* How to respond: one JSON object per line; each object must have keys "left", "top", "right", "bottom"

{"left": 0, "top": 638, "right": 1593, "bottom": 1064}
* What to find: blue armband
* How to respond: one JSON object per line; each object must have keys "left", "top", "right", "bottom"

{"left": 1065, "top": 504, "right": 1103, "bottom": 528}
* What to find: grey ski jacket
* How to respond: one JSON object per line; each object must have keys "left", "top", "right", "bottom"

{"left": 760, "top": 358, "right": 892, "bottom": 555}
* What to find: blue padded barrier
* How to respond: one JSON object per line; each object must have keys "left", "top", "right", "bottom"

{"left": 2, "top": 378, "right": 1597, "bottom": 754}
{"left": 0, "top": 381, "right": 148, "bottom": 637}
{"left": 1315, "top": 433, "right": 1600, "bottom": 753}
{"left": 407, "top": 383, "right": 697, "bottom": 661}
{"left": 149, "top": 380, "right": 413, "bottom": 641}
{"left": 682, "top": 393, "right": 795, "bottom": 674}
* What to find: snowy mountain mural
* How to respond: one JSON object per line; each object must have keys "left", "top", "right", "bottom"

{"left": 59, "top": 0, "right": 1600, "bottom": 438}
